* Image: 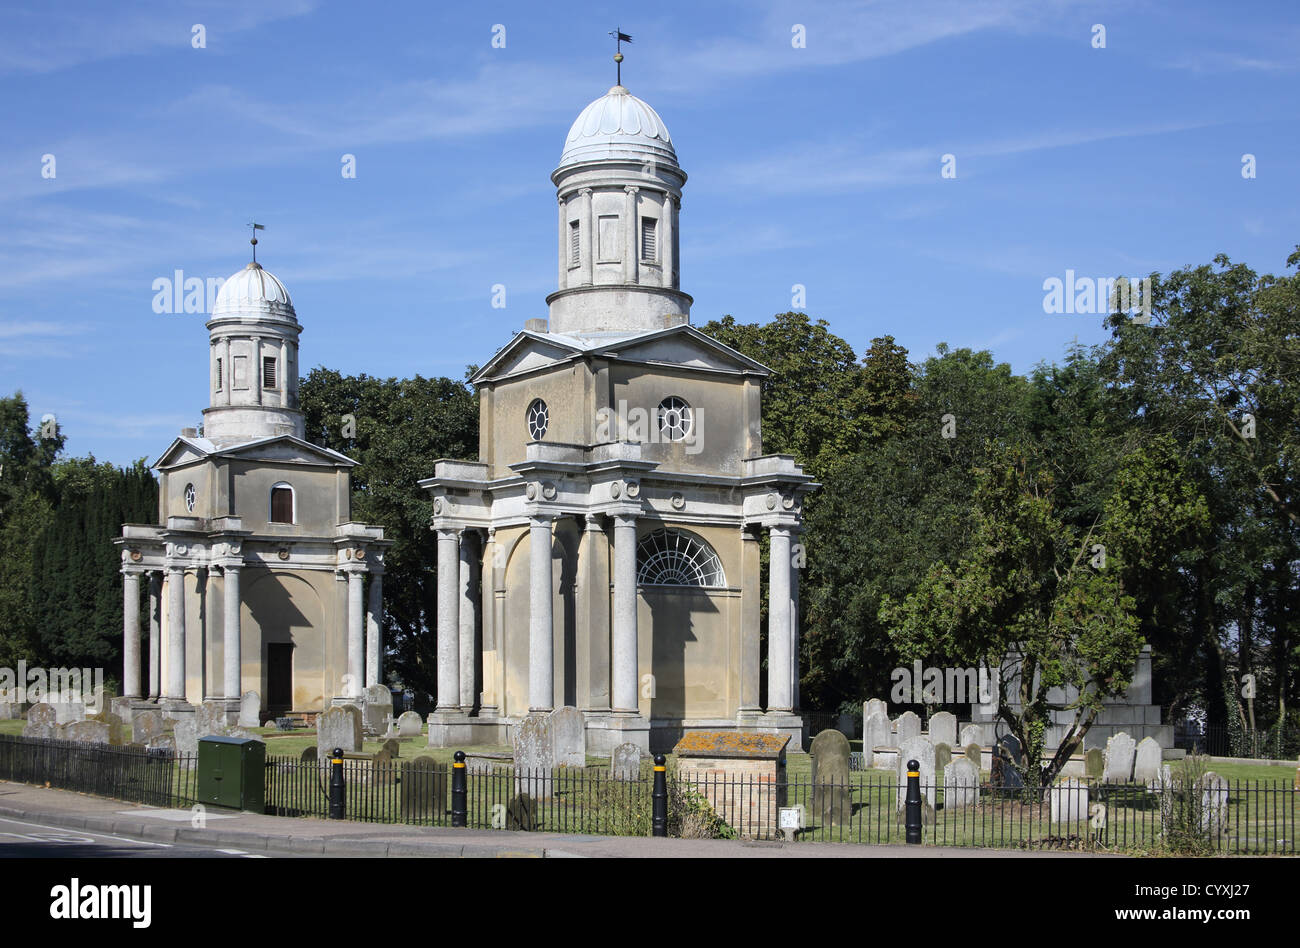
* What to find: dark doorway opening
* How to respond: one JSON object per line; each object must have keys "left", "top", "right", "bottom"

{"left": 267, "top": 643, "right": 294, "bottom": 714}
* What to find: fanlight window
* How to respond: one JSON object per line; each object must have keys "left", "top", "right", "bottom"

{"left": 657, "top": 396, "right": 693, "bottom": 442}
{"left": 636, "top": 528, "right": 725, "bottom": 587}
{"left": 526, "top": 398, "right": 549, "bottom": 441}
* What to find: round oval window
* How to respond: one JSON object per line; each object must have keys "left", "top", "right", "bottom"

{"left": 526, "top": 398, "right": 549, "bottom": 441}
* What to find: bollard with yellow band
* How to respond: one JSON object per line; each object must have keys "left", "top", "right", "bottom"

{"left": 904, "top": 758, "right": 922, "bottom": 844}
{"left": 452, "top": 750, "right": 467, "bottom": 827}
{"left": 329, "top": 747, "right": 346, "bottom": 820}
{"left": 652, "top": 753, "right": 668, "bottom": 837}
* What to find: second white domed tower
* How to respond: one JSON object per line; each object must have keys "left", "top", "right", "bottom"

{"left": 547, "top": 84, "right": 691, "bottom": 338}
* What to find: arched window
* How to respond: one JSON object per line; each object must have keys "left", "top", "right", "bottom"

{"left": 270, "top": 483, "right": 295, "bottom": 524}
{"left": 636, "top": 528, "right": 725, "bottom": 587}
{"left": 526, "top": 398, "right": 549, "bottom": 441}
{"left": 657, "top": 396, "right": 693, "bottom": 442}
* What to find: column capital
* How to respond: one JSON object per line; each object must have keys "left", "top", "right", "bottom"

{"left": 578, "top": 187, "right": 593, "bottom": 196}
{"left": 611, "top": 512, "right": 638, "bottom": 529}
{"left": 583, "top": 513, "right": 604, "bottom": 532}
{"left": 528, "top": 513, "right": 556, "bottom": 529}
{"left": 624, "top": 185, "right": 640, "bottom": 195}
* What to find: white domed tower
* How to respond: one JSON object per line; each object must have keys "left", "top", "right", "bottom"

{"left": 202, "top": 259, "right": 305, "bottom": 445}
{"left": 548, "top": 84, "right": 690, "bottom": 338}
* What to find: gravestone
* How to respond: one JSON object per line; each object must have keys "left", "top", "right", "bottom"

{"left": 1103, "top": 731, "right": 1136, "bottom": 783}
{"left": 61, "top": 720, "right": 110, "bottom": 744}
{"left": 896, "top": 736, "right": 936, "bottom": 822}
{"left": 929, "top": 711, "right": 957, "bottom": 747}
{"left": 1200, "top": 772, "right": 1229, "bottom": 833}
{"left": 317, "top": 705, "right": 362, "bottom": 755}
{"left": 863, "top": 698, "right": 888, "bottom": 721}
{"left": 895, "top": 710, "right": 921, "bottom": 745}
{"left": 992, "top": 735, "right": 1024, "bottom": 790}
{"left": 133, "top": 710, "right": 167, "bottom": 745}
{"left": 549, "top": 707, "right": 585, "bottom": 768}
{"left": 943, "top": 758, "right": 980, "bottom": 810}
{"left": 170, "top": 716, "right": 198, "bottom": 754}
{"left": 862, "top": 712, "right": 890, "bottom": 761}
{"left": 506, "top": 794, "right": 538, "bottom": 831}
{"left": 609, "top": 743, "right": 642, "bottom": 780}
{"left": 401, "top": 757, "right": 448, "bottom": 821}
{"left": 147, "top": 734, "right": 176, "bottom": 753}
{"left": 381, "top": 738, "right": 400, "bottom": 759}
{"left": 964, "top": 742, "right": 981, "bottom": 768}
{"left": 88, "top": 710, "right": 127, "bottom": 745}
{"left": 362, "top": 685, "right": 393, "bottom": 737}
{"left": 52, "top": 702, "right": 86, "bottom": 725}
{"left": 835, "top": 713, "right": 855, "bottom": 737}
{"left": 512, "top": 713, "right": 555, "bottom": 799}
{"left": 1050, "top": 778, "right": 1088, "bottom": 825}
{"left": 1085, "top": 748, "right": 1105, "bottom": 780}
{"left": 397, "top": 711, "right": 423, "bottom": 737}
{"left": 1133, "top": 737, "right": 1161, "bottom": 783}
{"left": 0, "top": 702, "right": 18, "bottom": 720}
{"left": 238, "top": 691, "right": 261, "bottom": 729}
{"left": 300, "top": 745, "right": 318, "bottom": 763}
{"left": 196, "top": 700, "right": 228, "bottom": 738}
{"left": 110, "top": 696, "right": 133, "bottom": 721}
{"left": 934, "top": 742, "right": 952, "bottom": 773}
{"left": 959, "top": 724, "right": 982, "bottom": 748}
{"left": 810, "top": 729, "right": 852, "bottom": 826}
{"left": 372, "top": 744, "right": 394, "bottom": 770}
{"left": 23, "top": 703, "right": 58, "bottom": 740}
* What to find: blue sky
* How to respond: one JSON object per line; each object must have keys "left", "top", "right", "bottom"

{"left": 2, "top": 0, "right": 1297, "bottom": 467}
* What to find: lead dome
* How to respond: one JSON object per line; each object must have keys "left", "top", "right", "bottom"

{"left": 556, "top": 85, "right": 678, "bottom": 172}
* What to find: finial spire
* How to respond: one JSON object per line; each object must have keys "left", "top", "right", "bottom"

{"left": 608, "top": 28, "right": 632, "bottom": 86}
{"left": 247, "top": 219, "right": 265, "bottom": 264}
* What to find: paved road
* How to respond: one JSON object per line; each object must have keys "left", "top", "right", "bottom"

{"left": 0, "top": 815, "right": 277, "bottom": 859}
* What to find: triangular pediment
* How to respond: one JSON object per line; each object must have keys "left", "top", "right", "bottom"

{"left": 473, "top": 331, "right": 584, "bottom": 383}
{"left": 154, "top": 435, "right": 355, "bottom": 470}
{"left": 594, "top": 326, "right": 770, "bottom": 376}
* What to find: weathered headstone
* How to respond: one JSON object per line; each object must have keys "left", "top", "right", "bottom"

{"left": 895, "top": 710, "right": 921, "bottom": 745}
{"left": 506, "top": 794, "right": 537, "bottom": 831}
{"left": 372, "top": 744, "right": 394, "bottom": 770}
{"left": 88, "top": 710, "right": 127, "bottom": 745}
{"left": 61, "top": 720, "right": 110, "bottom": 744}
{"left": 51, "top": 702, "right": 86, "bottom": 725}
{"left": 992, "top": 734, "right": 1024, "bottom": 789}
{"left": 929, "top": 711, "right": 957, "bottom": 747}
{"left": 133, "top": 710, "right": 167, "bottom": 745}
{"left": 863, "top": 698, "right": 888, "bottom": 721}
{"left": 196, "top": 700, "right": 228, "bottom": 738}
{"left": 317, "top": 705, "right": 362, "bottom": 755}
{"left": 512, "top": 713, "right": 555, "bottom": 799}
{"left": 609, "top": 743, "right": 642, "bottom": 780}
{"left": 1050, "top": 778, "right": 1088, "bottom": 825}
{"left": 1133, "top": 737, "right": 1161, "bottom": 783}
{"left": 300, "top": 745, "right": 318, "bottom": 763}
{"left": 170, "top": 716, "right": 198, "bottom": 754}
{"left": 934, "top": 742, "right": 952, "bottom": 773}
{"left": 964, "top": 742, "right": 981, "bottom": 768}
{"left": 23, "top": 703, "right": 58, "bottom": 740}
{"left": 110, "top": 696, "right": 133, "bottom": 721}
{"left": 362, "top": 685, "right": 393, "bottom": 737}
{"left": 238, "top": 691, "right": 261, "bottom": 729}
{"left": 896, "top": 736, "right": 936, "bottom": 821}
{"left": 1200, "top": 772, "right": 1228, "bottom": 833}
{"left": 943, "top": 757, "right": 980, "bottom": 810}
{"left": 381, "top": 738, "right": 400, "bottom": 759}
{"left": 0, "top": 702, "right": 18, "bottom": 720}
{"left": 1085, "top": 748, "right": 1104, "bottom": 780}
{"left": 397, "top": 710, "right": 423, "bottom": 737}
{"left": 549, "top": 706, "right": 585, "bottom": 768}
{"left": 1103, "top": 731, "right": 1136, "bottom": 783}
{"left": 810, "top": 729, "right": 852, "bottom": 826}
{"left": 862, "top": 712, "right": 890, "bottom": 761}
{"left": 959, "top": 724, "right": 982, "bottom": 748}
{"left": 401, "top": 756, "right": 448, "bottom": 821}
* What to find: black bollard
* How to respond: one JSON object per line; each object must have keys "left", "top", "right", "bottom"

{"left": 905, "top": 758, "right": 921, "bottom": 844}
{"left": 652, "top": 754, "right": 667, "bottom": 837}
{"left": 329, "top": 747, "right": 346, "bottom": 820}
{"left": 451, "top": 750, "right": 467, "bottom": 827}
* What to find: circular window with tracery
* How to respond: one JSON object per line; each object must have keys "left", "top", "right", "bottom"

{"left": 657, "top": 396, "right": 693, "bottom": 442}
{"left": 184, "top": 483, "right": 196, "bottom": 513}
{"left": 636, "top": 528, "right": 725, "bottom": 587}
{"left": 526, "top": 398, "right": 549, "bottom": 441}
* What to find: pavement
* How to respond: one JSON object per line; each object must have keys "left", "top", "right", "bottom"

{"left": 0, "top": 780, "right": 1107, "bottom": 858}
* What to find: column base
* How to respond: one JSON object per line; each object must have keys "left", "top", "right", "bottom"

{"left": 159, "top": 699, "right": 194, "bottom": 720}
{"left": 331, "top": 695, "right": 363, "bottom": 708}
{"left": 756, "top": 711, "right": 805, "bottom": 754}
{"left": 425, "top": 710, "right": 476, "bottom": 748}
{"left": 584, "top": 712, "right": 650, "bottom": 755}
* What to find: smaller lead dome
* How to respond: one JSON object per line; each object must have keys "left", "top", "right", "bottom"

{"left": 212, "top": 262, "right": 296, "bottom": 319}
{"left": 557, "top": 85, "right": 677, "bottom": 171}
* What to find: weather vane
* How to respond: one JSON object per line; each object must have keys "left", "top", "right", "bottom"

{"left": 609, "top": 28, "right": 632, "bottom": 85}
{"left": 248, "top": 219, "right": 265, "bottom": 263}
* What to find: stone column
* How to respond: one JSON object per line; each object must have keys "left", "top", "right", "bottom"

{"left": 479, "top": 528, "right": 499, "bottom": 716}
{"left": 738, "top": 529, "right": 762, "bottom": 715}
{"left": 584, "top": 514, "right": 610, "bottom": 711}
{"left": 251, "top": 336, "right": 262, "bottom": 406}
{"left": 528, "top": 515, "right": 554, "bottom": 712}
{"left": 148, "top": 572, "right": 162, "bottom": 700}
{"left": 222, "top": 337, "right": 232, "bottom": 406}
{"left": 435, "top": 527, "right": 461, "bottom": 711}
{"left": 223, "top": 565, "right": 241, "bottom": 701}
{"left": 365, "top": 571, "right": 383, "bottom": 688}
{"left": 459, "top": 531, "right": 478, "bottom": 711}
{"left": 165, "top": 566, "right": 186, "bottom": 701}
{"left": 663, "top": 194, "right": 677, "bottom": 288}
{"left": 578, "top": 188, "right": 593, "bottom": 286}
{"left": 623, "top": 186, "right": 639, "bottom": 284}
{"left": 557, "top": 196, "right": 567, "bottom": 289}
{"left": 767, "top": 526, "right": 793, "bottom": 712}
{"left": 611, "top": 514, "right": 639, "bottom": 712}
{"left": 279, "top": 339, "right": 289, "bottom": 402}
{"left": 346, "top": 570, "right": 364, "bottom": 699}
{"left": 790, "top": 534, "right": 801, "bottom": 711}
{"left": 122, "top": 571, "right": 141, "bottom": 699}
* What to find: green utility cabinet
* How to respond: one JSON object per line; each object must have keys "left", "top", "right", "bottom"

{"left": 197, "top": 736, "right": 266, "bottom": 812}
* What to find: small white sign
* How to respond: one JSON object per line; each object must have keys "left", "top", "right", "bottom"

{"left": 778, "top": 806, "right": 803, "bottom": 830}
